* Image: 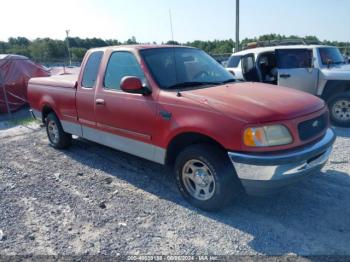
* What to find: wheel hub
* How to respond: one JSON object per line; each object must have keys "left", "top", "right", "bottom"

{"left": 194, "top": 170, "right": 209, "bottom": 187}
{"left": 48, "top": 120, "right": 59, "bottom": 144}
{"left": 333, "top": 100, "right": 350, "bottom": 121}
{"left": 182, "top": 160, "right": 216, "bottom": 201}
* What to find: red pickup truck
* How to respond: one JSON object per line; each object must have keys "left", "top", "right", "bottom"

{"left": 28, "top": 45, "right": 335, "bottom": 211}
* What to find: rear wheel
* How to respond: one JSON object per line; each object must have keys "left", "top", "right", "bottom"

{"left": 46, "top": 113, "right": 72, "bottom": 149}
{"left": 174, "top": 144, "right": 242, "bottom": 211}
{"left": 328, "top": 92, "right": 350, "bottom": 127}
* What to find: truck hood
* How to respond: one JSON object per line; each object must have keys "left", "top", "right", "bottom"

{"left": 181, "top": 82, "right": 325, "bottom": 123}
{"left": 321, "top": 64, "right": 350, "bottom": 80}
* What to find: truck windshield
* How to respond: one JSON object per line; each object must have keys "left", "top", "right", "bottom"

{"left": 227, "top": 55, "right": 242, "bottom": 68}
{"left": 140, "top": 47, "right": 235, "bottom": 90}
{"left": 319, "top": 47, "right": 345, "bottom": 66}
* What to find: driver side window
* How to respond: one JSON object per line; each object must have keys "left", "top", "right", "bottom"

{"left": 276, "top": 49, "right": 313, "bottom": 69}
{"left": 104, "top": 52, "right": 145, "bottom": 90}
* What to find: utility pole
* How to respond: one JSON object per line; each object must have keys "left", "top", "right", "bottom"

{"left": 235, "top": 0, "right": 240, "bottom": 52}
{"left": 65, "top": 30, "right": 72, "bottom": 66}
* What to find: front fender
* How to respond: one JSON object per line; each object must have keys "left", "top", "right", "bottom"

{"left": 320, "top": 80, "right": 350, "bottom": 100}
{"left": 159, "top": 112, "right": 244, "bottom": 151}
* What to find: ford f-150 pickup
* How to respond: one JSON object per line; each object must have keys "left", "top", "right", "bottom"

{"left": 28, "top": 45, "right": 336, "bottom": 211}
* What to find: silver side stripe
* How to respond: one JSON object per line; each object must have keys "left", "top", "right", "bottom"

{"left": 61, "top": 121, "right": 83, "bottom": 137}
{"left": 97, "top": 122, "right": 151, "bottom": 140}
{"left": 61, "top": 121, "right": 166, "bottom": 165}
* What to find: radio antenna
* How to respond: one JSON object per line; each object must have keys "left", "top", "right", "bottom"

{"left": 169, "top": 9, "right": 181, "bottom": 97}
{"left": 169, "top": 9, "right": 175, "bottom": 43}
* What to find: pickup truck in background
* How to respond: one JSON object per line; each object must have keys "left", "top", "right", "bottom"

{"left": 226, "top": 44, "right": 350, "bottom": 127}
{"left": 28, "top": 45, "right": 335, "bottom": 211}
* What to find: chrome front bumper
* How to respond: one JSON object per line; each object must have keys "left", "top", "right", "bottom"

{"left": 228, "top": 128, "right": 336, "bottom": 195}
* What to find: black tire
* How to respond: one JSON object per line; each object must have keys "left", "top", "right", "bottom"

{"left": 45, "top": 113, "right": 72, "bottom": 149}
{"left": 328, "top": 92, "right": 350, "bottom": 127}
{"left": 174, "top": 144, "right": 242, "bottom": 211}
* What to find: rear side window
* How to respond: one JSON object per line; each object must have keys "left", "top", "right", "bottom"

{"left": 276, "top": 49, "right": 312, "bottom": 69}
{"left": 227, "top": 55, "right": 242, "bottom": 68}
{"left": 81, "top": 51, "right": 103, "bottom": 88}
{"left": 104, "top": 52, "right": 145, "bottom": 90}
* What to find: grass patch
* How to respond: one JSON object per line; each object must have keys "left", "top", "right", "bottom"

{"left": 9, "top": 117, "right": 35, "bottom": 126}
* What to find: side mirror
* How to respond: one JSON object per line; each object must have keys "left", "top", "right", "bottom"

{"left": 227, "top": 69, "right": 235, "bottom": 76}
{"left": 120, "top": 76, "right": 151, "bottom": 95}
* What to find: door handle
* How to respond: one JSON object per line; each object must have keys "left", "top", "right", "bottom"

{"left": 95, "top": 99, "right": 105, "bottom": 105}
{"left": 280, "top": 74, "right": 291, "bottom": 79}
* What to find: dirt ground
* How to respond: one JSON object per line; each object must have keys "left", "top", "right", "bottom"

{"left": 0, "top": 120, "right": 349, "bottom": 257}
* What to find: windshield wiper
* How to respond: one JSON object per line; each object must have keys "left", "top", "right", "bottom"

{"left": 220, "top": 79, "right": 235, "bottom": 84}
{"left": 166, "top": 82, "right": 221, "bottom": 89}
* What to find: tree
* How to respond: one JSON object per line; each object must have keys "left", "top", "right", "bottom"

{"left": 105, "top": 39, "right": 122, "bottom": 46}
{"left": 0, "top": 41, "right": 6, "bottom": 53}
{"left": 125, "top": 36, "right": 138, "bottom": 45}
{"left": 304, "top": 35, "right": 320, "bottom": 42}
{"left": 6, "top": 46, "right": 30, "bottom": 57}
{"left": 1, "top": 34, "right": 348, "bottom": 63}
{"left": 71, "top": 47, "right": 87, "bottom": 61}
{"left": 8, "top": 37, "right": 30, "bottom": 47}
{"left": 28, "top": 38, "right": 66, "bottom": 62}
{"left": 5, "top": 37, "right": 31, "bottom": 57}
{"left": 166, "top": 40, "right": 180, "bottom": 45}
{"left": 28, "top": 39, "right": 50, "bottom": 61}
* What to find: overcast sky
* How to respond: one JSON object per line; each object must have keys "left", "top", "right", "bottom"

{"left": 1, "top": 0, "right": 349, "bottom": 42}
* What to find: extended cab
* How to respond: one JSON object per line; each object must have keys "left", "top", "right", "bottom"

{"left": 226, "top": 44, "right": 350, "bottom": 127}
{"left": 28, "top": 45, "right": 335, "bottom": 211}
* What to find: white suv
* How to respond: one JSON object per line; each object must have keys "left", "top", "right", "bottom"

{"left": 226, "top": 44, "right": 350, "bottom": 127}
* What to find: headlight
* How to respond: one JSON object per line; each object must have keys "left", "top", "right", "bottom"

{"left": 243, "top": 125, "right": 293, "bottom": 147}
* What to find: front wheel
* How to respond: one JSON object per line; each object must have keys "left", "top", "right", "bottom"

{"left": 174, "top": 144, "right": 242, "bottom": 211}
{"left": 46, "top": 113, "right": 72, "bottom": 149}
{"left": 328, "top": 92, "right": 350, "bottom": 127}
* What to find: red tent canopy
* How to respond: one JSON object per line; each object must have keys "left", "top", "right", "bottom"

{"left": 0, "top": 55, "right": 50, "bottom": 113}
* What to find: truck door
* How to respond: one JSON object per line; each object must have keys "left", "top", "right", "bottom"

{"left": 241, "top": 53, "right": 260, "bottom": 82}
{"left": 276, "top": 48, "right": 319, "bottom": 94}
{"left": 92, "top": 51, "right": 159, "bottom": 162}
{"left": 76, "top": 51, "right": 104, "bottom": 128}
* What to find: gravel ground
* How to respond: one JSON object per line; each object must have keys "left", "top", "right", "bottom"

{"left": 0, "top": 122, "right": 349, "bottom": 257}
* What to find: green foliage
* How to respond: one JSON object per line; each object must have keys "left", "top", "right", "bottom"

{"left": 6, "top": 45, "right": 31, "bottom": 57}
{"left": 3, "top": 37, "right": 31, "bottom": 56}
{"left": 9, "top": 117, "right": 35, "bottom": 126}
{"left": 125, "top": 36, "right": 138, "bottom": 45}
{"left": 185, "top": 39, "right": 235, "bottom": 54}
{"left": 240, "top": 34, "right": 322, "bottom": 46}
{"left": 0, "top": 41, "right": 6, "bottom": 53}
{"left": 0, "top": 35, "right": 349, "bottom": 63}
{"left": 8, "top": 37, "right": 30, "bottom": 47}
{"left": 166, "top": 40, "right": 181, "bottom": 45}
{"left": 28, "top": 38, "right": 67, "bottom": 62}
{"left": 71, "top": 47, "right": 87, "bottom": 60}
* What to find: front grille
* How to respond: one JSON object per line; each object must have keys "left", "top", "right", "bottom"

{"left": 298, "top": 113, "right": 327, "bottom": 141}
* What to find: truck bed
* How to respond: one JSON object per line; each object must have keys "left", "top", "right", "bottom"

{"left": 28, "top": 73, "right": 79, "bottom": 123}
{"left": 29, "top": 73, "right": 78, "bottom": 89}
